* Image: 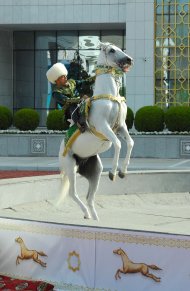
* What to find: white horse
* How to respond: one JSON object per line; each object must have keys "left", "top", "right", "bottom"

{"left": 58, "top": 42, "right": 134, "bottom": 220}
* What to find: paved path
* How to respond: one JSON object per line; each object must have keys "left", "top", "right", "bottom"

{"left": 0, "top": 156, "right": 190, "bottom": 236}
{"left": 1, "top": 191, "right": 190, "bottom": 236}
{"left": 0, "top": 156, "right": 190, "bottom": 171}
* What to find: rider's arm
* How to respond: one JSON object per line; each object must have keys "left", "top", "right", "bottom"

{"left": 53, "top": 91, "right": 80, "bottom": 105}
{"left": 52, "top": 91, "right": 68, "bottom": 106}
{"left": 76, "top": 75, "right": 96, "bottom": 86}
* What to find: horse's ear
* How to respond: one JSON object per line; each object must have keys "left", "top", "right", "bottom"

{"left": 98, "top": 41, "right": 105, "bottom": 50}
{"left": 98, "top": 41, "right": 108, "bottom": 51}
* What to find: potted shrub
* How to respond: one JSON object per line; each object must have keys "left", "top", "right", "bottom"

{"left": 126, "top": 107, "right": 134, "bottom": 129}
{"left": 0, "top": 106, "right": 13, "bottom": 129}
{"left": 14, "top": 108, "right": 40, "bottom": 131}
{"left": 134, "top": 106, "right": 165, "bottom": 132}
{"left": 46, "top": 109, "right": 69, "bottom": 130}
{"left": 165, "top": 106, "right": 190, "bottom": 132}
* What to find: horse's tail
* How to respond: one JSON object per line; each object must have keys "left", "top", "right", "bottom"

{"left": 148, "top": 265, "right": 162, "bottom": 270}
{"left": 55, "top": 139, "right": 70, "bottom": 207}
{"left": 55, "top": 171, "right": 70, "bottom": 207}
{"left": 37, "top": 251, "right": 48, "bottom": 257}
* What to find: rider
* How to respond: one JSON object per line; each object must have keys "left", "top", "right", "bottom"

{"left": 46, "top": 62, "right": 87, "bottom": 133}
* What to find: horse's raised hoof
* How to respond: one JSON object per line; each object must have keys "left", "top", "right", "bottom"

{"left": 109, "top": 171, "right": 116, "bottom": 181}
{"left": 93, "top": 215, "right": 99, "bottom": 221}
{"left": 118, "top": 170, "right": 125, "bottom": 179}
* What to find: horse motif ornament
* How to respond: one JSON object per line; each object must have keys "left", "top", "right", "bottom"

{"left": 113, "top": 248, "right": 162, "bottom": 282}
{"left": 58, "top": 42, "right": 134, "bottom": 220}
{"left": 15, "top": 237, "right": 47, "bottom": 267}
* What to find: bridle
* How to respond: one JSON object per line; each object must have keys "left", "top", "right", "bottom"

{"left": 97, "top": 45, "right": 125, "bottom": 95}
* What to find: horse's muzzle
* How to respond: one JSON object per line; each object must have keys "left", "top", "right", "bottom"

{"left": 118, "top": 56, "right": 134, "bottom": 71}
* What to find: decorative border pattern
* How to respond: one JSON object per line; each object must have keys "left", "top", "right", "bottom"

{"left": 0, "top": 221, "right": 190, "bottom": 249}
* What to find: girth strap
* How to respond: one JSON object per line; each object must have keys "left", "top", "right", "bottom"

{"left": 91, "top": 94, "right": 125, "bottom": 104}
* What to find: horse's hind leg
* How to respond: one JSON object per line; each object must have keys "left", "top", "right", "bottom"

{"left": 95, "top": 124, "right": 121, "bottom": 180}
{"left": 78, "top": 155, "right": 103, "bottom": 220}
{"left": 66, "top": 155, "right": 91, "bottom": 219}
{"left": 143, "top": 272, "right": 161, "bottom": 282}
{"left": 33, "top": 257, "right": 46, "bottom": 267}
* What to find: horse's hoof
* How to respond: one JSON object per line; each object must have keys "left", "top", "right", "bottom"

{"left": 84, "top": 214, "right": 91, "bottom": 219}
{"left": 109, "top": 171, "right": 116, "bottom": 181}
{"left": 93, "top": 215, "right": 99, "bottom": 221}
{"left": 118, "top": 170, "right": 125, "bottom": 179}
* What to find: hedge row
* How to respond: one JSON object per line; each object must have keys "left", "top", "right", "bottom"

{"left": 1, "top": 105, "right": 190, "bottom": 132}
{"left": 0, "top": 106, "right": 40, "bottom": 131}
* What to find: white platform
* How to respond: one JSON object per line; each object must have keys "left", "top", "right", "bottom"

{"left": 0, "top": 172, "right": 190, "bottom": 290}
{"left": 0, "top": 217, "right": 190, "bottom": 291}
{"left": 0, "top": 171, "right": 190, "bottom": 235}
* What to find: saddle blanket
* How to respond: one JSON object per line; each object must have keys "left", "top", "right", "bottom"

{"left": 63, "top": 98, "right": 91, "bottom": 156}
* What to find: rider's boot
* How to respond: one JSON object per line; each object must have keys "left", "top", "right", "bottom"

{"left": 71, "top": 105, "right": 87, "bottom": 133}
{"left": 76, "top": 121, "right": 87, "bottom": 133}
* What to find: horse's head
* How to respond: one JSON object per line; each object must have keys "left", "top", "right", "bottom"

{"left": 98, "top": 42, "right": 133, "bottom": 72}
{"left": 15, "top": 237, "right": 23, "bottom": 243}
{"left": 113, "top": 248, "right": 123, "bottom": 255}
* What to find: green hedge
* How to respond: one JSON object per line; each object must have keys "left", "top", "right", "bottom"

{"left": 14, "top": 108, "right": 40, "bottom": 131}
{"left": 2, "top": 105, "right": 190, "bottom": 133}
{"left": 165, "top": 106, "right": 190, "bottom": 132}
{"left": 126, "top": 107, "right": 134, "bottom": 129}
{"left": 134, "top": 106, "right": 165, "bottom": 132}
{"left": 46, "top": 109, "right": 69, "bottom": 130}
{"left": 0, "top": 106, "right": 13, "bottom": 129}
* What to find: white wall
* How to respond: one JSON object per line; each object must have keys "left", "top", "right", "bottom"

{"left": 0, "top": 0, "right": 126, "bottom": 25}
{"left": 125, "top": 0, "right": 154, "bottom": 113}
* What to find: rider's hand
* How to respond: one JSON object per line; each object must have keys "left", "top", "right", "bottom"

{"left": 82, "top": 95, "right": 89, "bottom": 100}
{"left": 67, "top": 97, "right": 80, "bottom": 103}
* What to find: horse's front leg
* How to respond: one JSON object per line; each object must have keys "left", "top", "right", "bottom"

{"left": 115, "top": 269, "right": 122, "bottom": 280}
{"left": 16, "top": 256, "right": 21, "bottom": 265}
{"left": 118, "top": 124, "right": 134, "bottom": 178}
{"left": 96, "top": 125, "right": 121, "bottom": 181}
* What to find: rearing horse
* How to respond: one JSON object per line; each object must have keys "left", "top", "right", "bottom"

{"left": 58, "top": 42, "right": 134, "bottom": 220}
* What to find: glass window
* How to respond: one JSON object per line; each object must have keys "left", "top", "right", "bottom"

{"left": 35, "top": 31, "right": 56, "bottom": 50}
{"left": 79, "top": 50, "right": 99, "bottom": 75}
{"left": 57, "top": 50, "right": 76, "bottom": 65}
{"left": 13, "top": 29, "right": 125, "bottom": 123}
{"left": 13, "top": 51, "right": 34, "bottom": 109}
{"left": 35, "top": 51, "right": 51, "bottom": 126}
{"left": 57, "top": 31, "right": 78, "bottom": 49}
{"left": 14, "top": 31, "right": 34, "bottom": 50}
{"left": 101, "top": 30, "right": 123, "bottom": 49}
{"left": 79, "top": 31, "right": 100, "bottom": 49}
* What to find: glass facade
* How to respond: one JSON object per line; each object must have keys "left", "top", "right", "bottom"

{"left": 155, "top": 0, "right": 190, "bottom": 107}
{"left": 13, "top": 30, "right": 125, "bottom": 126}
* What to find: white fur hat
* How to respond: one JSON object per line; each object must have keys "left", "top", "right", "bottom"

{"left": 46, "top": 62, "right": 68, "bottom": 84}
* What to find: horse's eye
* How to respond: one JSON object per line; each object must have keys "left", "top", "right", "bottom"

{"left": 110, "top": 48, "right": 115, "bottom": 53}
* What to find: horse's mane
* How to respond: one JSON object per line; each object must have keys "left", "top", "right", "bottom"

{"left": 99, "top": 41, "right": 115, "bottom": 51}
